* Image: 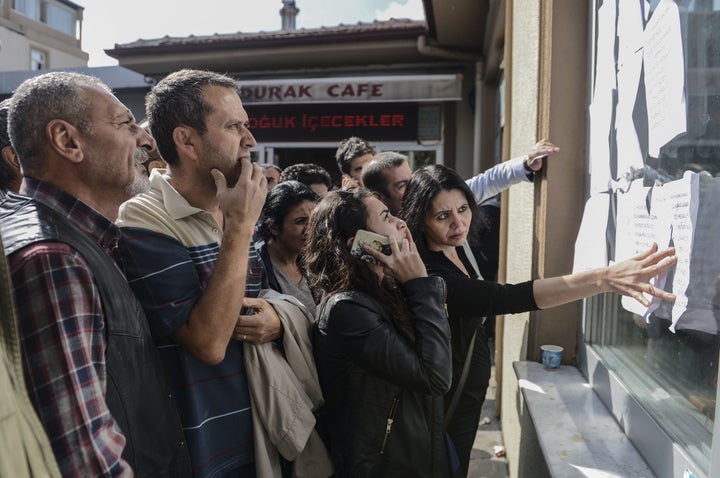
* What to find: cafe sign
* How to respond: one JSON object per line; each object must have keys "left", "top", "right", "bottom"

{"left": 244, "top": 102, "right": 420, "bottom": 142}
{"left": 238, "top": 74, "right": 462, "bottom": 105}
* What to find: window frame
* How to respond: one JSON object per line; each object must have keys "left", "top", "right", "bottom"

{"left": 581, "top": 2, "right": 720, "bottom": 477}
{"left": 29, "top": 48, "right": 47, "bottom": 70}
{"left": 42, "top": 0, "right": 76, "bottom": 37}
{"left": 12, "top": 0, "right": 40, "bottom": 20}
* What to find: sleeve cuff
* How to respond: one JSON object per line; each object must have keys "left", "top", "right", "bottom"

{"left": 522, "top": 155, "right": 535, "bottom": 180}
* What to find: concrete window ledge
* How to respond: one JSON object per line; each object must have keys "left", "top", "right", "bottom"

{"left": 514, "top": 361, "right": 655, "bottom": 477}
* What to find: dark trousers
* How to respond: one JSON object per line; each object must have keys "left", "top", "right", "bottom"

{"left": 444, "top": 325, "right": 492, "bottom": 477}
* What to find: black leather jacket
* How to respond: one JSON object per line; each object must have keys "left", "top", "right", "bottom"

{"left": 314, "top": 276, "right": 451, "bottom": 477}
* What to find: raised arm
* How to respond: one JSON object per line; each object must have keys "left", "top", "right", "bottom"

{"left": 465, "top": 139, "right": 560, "bottom": 204}
{"left": 171, "top": 160, "right": 270, "bottom": 364}
{"left": 533, "top": 244, "right": 677, "bottom": 310}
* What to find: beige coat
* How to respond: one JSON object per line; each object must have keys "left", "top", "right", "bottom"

{"left": 0, "top": 231, "right": 61, "bottom": 478}
{"left": 244, "top": 289, "right": 333, "bottom": 478}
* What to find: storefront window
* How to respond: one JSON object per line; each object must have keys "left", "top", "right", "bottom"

{"left": 393, "top": 150, "right": 437, "bottom": 170}
{"left": 583, "top": 1, "right": 720, "bottom": 474}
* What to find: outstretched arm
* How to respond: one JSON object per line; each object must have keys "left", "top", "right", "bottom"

{"left": 533, "top": 244, "right": 677, "bottom": 310}
{"left": 465, "top": 139, "right": 560, "bottom": 203}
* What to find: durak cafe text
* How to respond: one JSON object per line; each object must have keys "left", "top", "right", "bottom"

{"left": 239, "top": 75, "right": 462, "bottom": 142}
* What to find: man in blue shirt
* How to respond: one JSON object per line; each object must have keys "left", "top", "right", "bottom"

{"left": 117, "top": 69, "right": 281, "bottom": 477}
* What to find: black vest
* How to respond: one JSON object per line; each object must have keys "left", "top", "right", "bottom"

{"left": 0, "top": 193, "right": 191, "bottom": 477}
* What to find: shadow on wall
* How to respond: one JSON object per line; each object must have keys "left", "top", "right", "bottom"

{"left": 514, "top": 388, "right": 551, "bottom": 478}
{"left": 510, "top": 316, "right": 551, "bottom": 477}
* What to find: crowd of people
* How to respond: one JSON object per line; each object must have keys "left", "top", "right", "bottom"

{"left": 0, "top": 69, "right": 678, "bottom": 477}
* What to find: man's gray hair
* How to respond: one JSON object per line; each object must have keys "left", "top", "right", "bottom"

{"left": 8, "top": 72, "right": 109, "bottom": 174}
{"left": 146, "top": 69, "right": 241, "bottom": 166}
{"left": 361, "top": 151, "right": 408, "bottom": 195}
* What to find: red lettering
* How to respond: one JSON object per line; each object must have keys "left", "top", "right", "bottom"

{"left": 284, "top": 86, "right": 297, "bottom": 98}
{"left": 327, "top": 85, "right": 339, "bottom": 97}
{"left": 284, "top": 117, "right": 296, "bottom": 128}
{"left": 306, "top": 115, "right": 318, "bottom": 132}
{"left": 392, "top": 115, "right": 404, "bottom": 126}
{"left": 298, "top": 85, "right": 312, "bottom": 97}
{"left": 380, "top": 115, "right": 391, "bottom": 127}
{"left": 320, "top": 116, "right": 331, "bottom": 128}
{"left": 371, "top": 84, "right": 382, "bottom": 97}
{"left": 368, "top": 115, "right": 379, "bottom": 127}
{"left": 345, "top": 115, "right": 354, "bottom": 127}
{"left": 248, "top": 118, "right": 258, "bottom": 129}
{"left": 355, "top": 115, "right": 368, "bottom": 127}
{"left": 341, "top": 84, "right": 354, "bottom": 97}
{"left": 269, "top": 86, "right": 281, "bottom": 99}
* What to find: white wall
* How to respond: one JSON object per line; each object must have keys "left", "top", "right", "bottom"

{"left": 0, "top": 26, "right": 86, "bottom": 71}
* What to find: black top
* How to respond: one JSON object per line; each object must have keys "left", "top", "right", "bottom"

{"left": 314, "top": 276, "right": 451, "bottom": 477}
{"left": 418, "top": 239, "right": 538, "bottom": 321}
{"left": 417, "top": 238, "right": 539, "bottom": 397}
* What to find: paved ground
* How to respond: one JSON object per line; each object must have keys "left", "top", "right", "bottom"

{"left": 467, "top": 366, "right": 509, "bottom": 478}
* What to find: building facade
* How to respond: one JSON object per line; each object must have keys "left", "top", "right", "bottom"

{"left": 0, "top": 0, "right": 87, "bottom": 71}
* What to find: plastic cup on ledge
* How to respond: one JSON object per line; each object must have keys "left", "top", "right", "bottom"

{"left": 541, "top": 345, "right": 563, "bottom": 370}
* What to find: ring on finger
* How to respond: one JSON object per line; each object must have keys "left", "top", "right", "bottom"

{"left": 242, "top": 334, "right": 247, "bottom": 341}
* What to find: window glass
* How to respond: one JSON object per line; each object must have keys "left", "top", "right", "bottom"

{"left": 584, "top": 1, "right": 720, "bottom": 474}
{"left": 30, "top": 49, "right": 46, "bottom": 70}
{"left": 44, "top": 2, "right": 75, "bottom": 36}
{"left": 13, "top": 0, "right": 40, "bottom": 20}
{"left": 393, "top": 150, "right": 436, "bottom": 170}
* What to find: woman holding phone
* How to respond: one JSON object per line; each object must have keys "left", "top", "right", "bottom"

{"left": 401, "top": 164, "right": 678, "bottom": 477}
{"left": 304, "top": 189, "right": 456, "bottom": 477}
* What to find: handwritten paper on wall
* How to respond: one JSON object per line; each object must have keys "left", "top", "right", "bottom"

{"left": 614, "top": 183, "right": 670, "bottom": 319}
{"left": 672, "top": 174, "right": 720, "bottom": 335}
{"left": 643, "top": 0, "right": 687, "bottom": 158}
{"left": 613, "top": 173, "right": 720, "bottom": 335}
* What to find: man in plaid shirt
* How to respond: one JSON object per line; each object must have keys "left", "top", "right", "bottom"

{"left": 0, "top": 72, "right": 190, "bottom": 476}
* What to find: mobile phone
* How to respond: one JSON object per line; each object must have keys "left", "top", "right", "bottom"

{"left": 350, "top": 229, "right": 391, "bottom": 265}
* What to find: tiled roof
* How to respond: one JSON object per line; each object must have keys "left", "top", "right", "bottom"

{"left": 110, "top": 19, "right": 427, "bottom": 51}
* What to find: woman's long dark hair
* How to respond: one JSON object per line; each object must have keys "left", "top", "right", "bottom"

{"left": 400, "top": 164, "right": 483, "bottom": 245}
{"left": 303, "top": 189, "right": 412, "bottom": 328}
{"left": 257, "top": 180, "right": 318, "bottom": 242}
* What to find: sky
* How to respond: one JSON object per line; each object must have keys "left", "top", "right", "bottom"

{"left": 81, "top": 0, "right": 425, "bottom": 67}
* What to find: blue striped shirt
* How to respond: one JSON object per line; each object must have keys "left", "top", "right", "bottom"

{"left": 117, "top": 171, "right": 264, "bottom": 477}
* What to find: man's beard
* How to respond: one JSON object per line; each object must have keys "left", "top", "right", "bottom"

{"left": 125, "top": 171, "right": 151, "bottom": 197}
{"left": 202, "top": 142, "right": 242, "bottom": 188}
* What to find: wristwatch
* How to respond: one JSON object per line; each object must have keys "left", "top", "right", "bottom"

{"left": 523, "top": 155, "right": 534, "bottom": 173}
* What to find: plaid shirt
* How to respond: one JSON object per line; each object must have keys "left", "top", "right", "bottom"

{"left": 6, "top": 178, "right": 132, "bottom": 477}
